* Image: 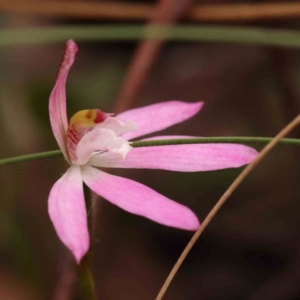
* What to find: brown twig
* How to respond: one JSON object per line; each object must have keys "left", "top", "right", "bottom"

{"left": 188, "top": 3, "right": 300, "bottom": 22}
{"left": 113, "top": 0, "right": 196, "bottom": 113}
{"left": 2, "top": 1, "right": 300, "bottom": 22}
{"left": 155, "top": 114, "right": 300, "bottom": 300}
{"left": 0, "top": 1, "right": 151, "bottom": 21}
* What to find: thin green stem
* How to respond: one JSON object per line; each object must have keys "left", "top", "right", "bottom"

{"left": 131, "top": 137, "right": 300, "bottom": 147}
{"left": 0, "top": 137, "right": 299, "bottom": 167}
{"left": 2, "top": 25, "right": 300, "bottom": 48}
{"left": 0, "top": 150, "right": 62, "bottom": 166}
{"left": 76, "top": 184, "right": 97, "bottom": 300}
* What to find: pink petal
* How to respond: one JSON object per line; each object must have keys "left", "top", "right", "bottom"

{"left": 82, "top": 166, "right": 199, "bottom": 231}
{"left": 48, "top": 166, "right": 89, "bottom": 263}
{"left": 89, "top": 139, "right": 258, "bottom": 171}
{"left": 49, "top": 40, "right": 78, "bottom": 163}
{"left": 116, "top": 101, "right": 203, "bottom": 140}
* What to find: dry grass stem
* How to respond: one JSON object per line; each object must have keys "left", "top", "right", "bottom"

{"left": 155, "top": 114, "right": 300, "bottom": 300}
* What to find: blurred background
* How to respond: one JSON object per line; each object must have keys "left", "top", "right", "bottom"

{"left": 0, "top": 0, "right": 300, "bottom": 299}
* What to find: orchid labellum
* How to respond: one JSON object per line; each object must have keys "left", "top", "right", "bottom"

{"left": 48, "top": 40, "right": 258, "bottom": 263}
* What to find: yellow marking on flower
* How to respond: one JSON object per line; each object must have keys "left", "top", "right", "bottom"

{"left": 69, "top": 109, "right": 107, "bottom": 128}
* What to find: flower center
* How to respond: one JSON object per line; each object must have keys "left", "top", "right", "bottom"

{"left": 66, "top": 109, "right": 138, "bottom": 166}
{"left": 67, "top": 109, "right": 109, "bottom": 162}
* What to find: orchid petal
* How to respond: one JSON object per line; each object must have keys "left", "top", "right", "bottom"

{"left": 116, "top": 101, "right": 203, "bottom": 140}
{"left": 49, "top": 40, "right": 78, "bottom": 163}
{"left": 89, "top": 138, "right": 258, "bottom": 171}
{"left": 48, "top": 166, "right": 89, "bottom": 263}
{"left": 82, "top": 166, "right": 199, "bottom": 231}
{"left": 75, "top": 128, "right": 131, "bottom": 165}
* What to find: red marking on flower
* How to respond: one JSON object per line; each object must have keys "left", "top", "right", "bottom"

{"left": 94, "top": 110, "right": 108, "bottom": 124}
{"left": 67, "top": 124, "right": 82, "bottom": 162}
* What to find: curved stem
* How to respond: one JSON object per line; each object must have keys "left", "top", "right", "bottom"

{"left": 0, "top": 137, "right": 299, "bottom": 167}
{"left": 155, "top": 118, "right": 300, "bottom": 299}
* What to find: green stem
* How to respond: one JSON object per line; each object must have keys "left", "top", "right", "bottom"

{"left": 76, "top": 184, "right": 97, "bottom": 300}
{"left": 131, "top": 137, "right": 300, "bottom": 147}
{"left": 0, "top": 137, "right": 299, "bottom": 167}
{"left": 0, "top": 150, "right": 62, "bottom": 166}
{"left": 2, "top": 25, "right": 300, "bottom": 48}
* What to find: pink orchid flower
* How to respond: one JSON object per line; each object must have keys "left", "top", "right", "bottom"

{"left": 48, "top": 40, "right": 258, "bottom": 263}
